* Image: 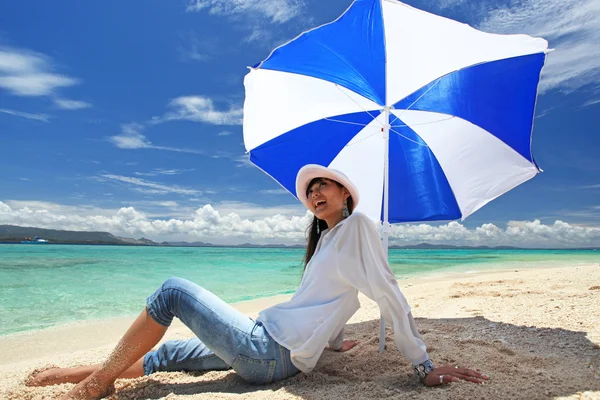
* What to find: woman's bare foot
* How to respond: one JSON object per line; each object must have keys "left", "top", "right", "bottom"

{"left": 27, "top": 359, "right": 144, "bottom": 387}
{"left": 25, "top": 365, "right": 59, "bottom": 386}
{"left": 60, "top": 374, "right": 115, "bottom": 400}
{"left": 27, "top": 367, "right": 61, "bottom": 386}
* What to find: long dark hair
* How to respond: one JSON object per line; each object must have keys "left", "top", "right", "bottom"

{"left": 302, "top": 178, "right": 354, "bottom": 269}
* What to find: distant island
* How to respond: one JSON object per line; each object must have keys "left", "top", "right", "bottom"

{"left": 0, "top": 225, "right": 306, "bottom": 248}
{"left": 0, "top": 225, "right": 597, "bottom": 250}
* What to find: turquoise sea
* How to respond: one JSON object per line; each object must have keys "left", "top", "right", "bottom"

{"left": 0, "top": 244, "right": 597, "bottom": 336}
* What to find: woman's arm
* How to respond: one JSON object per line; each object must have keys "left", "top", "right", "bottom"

{"left": 337, "top": 213, "right": 488, "bottom": 385}
{"left": 337, "top": 214, "right": 429, "bottom": 365}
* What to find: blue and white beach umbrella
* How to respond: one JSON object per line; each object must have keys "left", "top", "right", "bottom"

{"left": 245, "top": 0, "right": 548, "bottom": 227}
{"left": 243, "top": 0, "right": 548, "bottom": 349}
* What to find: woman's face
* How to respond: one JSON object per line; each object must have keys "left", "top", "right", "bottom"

{"left": 306, "top": 178, "right": 349, "bottom": 220}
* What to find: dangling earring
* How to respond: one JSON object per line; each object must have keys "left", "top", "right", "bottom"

{"left": 343, "top": 200, "right": 349, "bottom": 218}
{"left": 315, "top": 218, "right": 320, "bottom": 234}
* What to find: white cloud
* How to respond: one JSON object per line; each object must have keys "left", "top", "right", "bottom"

{"left": 0, "top": 47, "right": 89, "bottom": 107}
{"left": 214, "top": 201, "right": 302, "bottom": 219}
{"left": 151, "top": 96, "right": 243, "bottom": 125}
{"left": 582, "top": 98, "right": 600, "bottom": 108}
{"left": 109, "top": 123, "right": 151, "bottom": 149}
{"left": 134, "top": 168, "right": 195, "bottom": 177}
{"left": 477, "top": 0, "right": 600, "bottom": 93}
{"left": 1, "top": 200, "right": 599, "bottom": 246}
{"left": 98, "top": 174, "right": 202, "bottom": 196}
{"left": 133, "top": 188, "right": 172, "bottom": 195}
{"left": 186, "top": 0, "right": 305, "bottom": 24}
{"left": 218, "top": 130, "right": 233, "bottom": 136}
{"left": 0, "top": 108, "right": 49, "bottom": 122}
{"left": 54, "top": 98, "right": 92, "bottom": 110}
{"left": 177, "top": 32, "right": 213, "bottom": 63}
{"left": 0, "top": 72, "right": 77, "bottom": 96}
{"left": 108, "top": 123, "right": 205, "bottom": 154}
{"left": 0, "top": 50, "right": 45, "bottom": 73}
{"left": 235, "top": 155, "right": 253, "bottom": 168}
{"left": 245, "top": 28, "right": 270, "bottom": 44}
{"left": 436, "top": 0, "right": 466, "bottom": 10}
{"left": 122, "top": 200, "right": 180, "bottom": 208}
{"left": 0, "top": 200, "right": 310, "bottom": 244}
{"left": 186, "top": 0, "right": 307, "bottom": 45}
{"left": 261, "top": 189, "right": 289, "bottom": 195}
{"left": 183, "top": 49, "right": 209, "bottom": 63}
{"left": 389, "top": 219, "right": 600, "bottom": 248}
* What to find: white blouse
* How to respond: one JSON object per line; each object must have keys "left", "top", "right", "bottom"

{"left": 257, "top": 212, "right": 429, "bottom": 373}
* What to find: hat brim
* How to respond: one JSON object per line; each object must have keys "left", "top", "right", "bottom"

{"left": 296, "top": 164, "right": 360, "bottom": 212}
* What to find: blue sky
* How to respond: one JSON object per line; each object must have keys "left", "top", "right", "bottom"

{"left": 0, "top": 0, "right": 599, "bottom": 247}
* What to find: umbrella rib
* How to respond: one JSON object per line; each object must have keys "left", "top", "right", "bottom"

{"left": 324, "top": 117, "right": 371, "bottom": 127}
{"left": 389, "top": 77, "right": 443, "bottom": 126}
{"left": 389, "top": 128, "right": 430, "bottom": 147}
{"left": 390, "top": 115, "right": 456, "bottom": 128}
{"left": 334, "top": 84, "right": 383, "bottom": 126}
{"left": 344, "top": 129, "right": 381, "bottom": 147}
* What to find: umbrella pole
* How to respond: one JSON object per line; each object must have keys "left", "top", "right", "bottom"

{"left": 379, "top": 106, "right": 391, "bottom": 353}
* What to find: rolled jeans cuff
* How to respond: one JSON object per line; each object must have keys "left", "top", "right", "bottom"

{"left": 145, "top": 283, "right": 175, "bottom": 327}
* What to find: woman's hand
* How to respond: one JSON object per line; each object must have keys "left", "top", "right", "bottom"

{"left": 422, "top": 365, "right": 489, "bottom": 386}
{"left": 338, "top": 340, "right": 359, "bottom": 352}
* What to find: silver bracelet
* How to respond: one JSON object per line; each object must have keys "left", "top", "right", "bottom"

{"left": 413, "top": 359, "right": 435, "bottom": 381}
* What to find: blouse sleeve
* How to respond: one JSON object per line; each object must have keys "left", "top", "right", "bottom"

{"left": 336, "top": 213, "right": 429, "bottom": 366}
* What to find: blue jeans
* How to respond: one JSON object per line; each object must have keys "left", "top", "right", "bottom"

{"left": 143, "top": 277, "right": 300, "bottom": 385}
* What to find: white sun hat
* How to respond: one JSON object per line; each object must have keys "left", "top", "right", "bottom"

{"left": 296, "top": 164, "right": 360, "bottom": 212}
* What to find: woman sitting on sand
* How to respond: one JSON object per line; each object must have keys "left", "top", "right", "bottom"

{"left": 29, "top": 165, "right": 487, "bottom": 399}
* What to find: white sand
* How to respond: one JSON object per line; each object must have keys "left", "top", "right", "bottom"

{"left": 1, "top": 264, "right": 599, "bottom": 399}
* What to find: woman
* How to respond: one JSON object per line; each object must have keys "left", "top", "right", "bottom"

{"left": 30, "top": 165, "right": 487, "bottom": 399}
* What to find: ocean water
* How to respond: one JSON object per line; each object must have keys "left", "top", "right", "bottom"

{"left": 0, "top": 244, "right": 597, "bottom": 336}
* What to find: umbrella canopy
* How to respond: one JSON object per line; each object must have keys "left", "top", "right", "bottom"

{"left": 244, "top": 0, "right": 548, "bottom": 225}
{"left": 243, "top": 0, "right": 548, "bottom": 351}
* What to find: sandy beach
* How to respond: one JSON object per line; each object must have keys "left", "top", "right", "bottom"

{"left": 1, "top": 264, "right": 599, "bottom": 400}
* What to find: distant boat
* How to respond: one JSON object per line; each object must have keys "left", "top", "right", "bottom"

{"left": 20, "top": 236, "right": 49, "bottom": 244}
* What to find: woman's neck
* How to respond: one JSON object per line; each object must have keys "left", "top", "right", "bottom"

{"left": 324, "top": 214, "right": 345, "bottom": 231}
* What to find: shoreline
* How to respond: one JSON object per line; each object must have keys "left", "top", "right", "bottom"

{"left": 2, "top": 241, "right": 599, "bottom": 249}
{"left": 0, "top": 293, "right": 295, "bottom": 368}
{"left": 1, "top": 261, "right": 595, "bottom": 342}
{"left": 2, "top": 263, "right": 599, "bottom": 399}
